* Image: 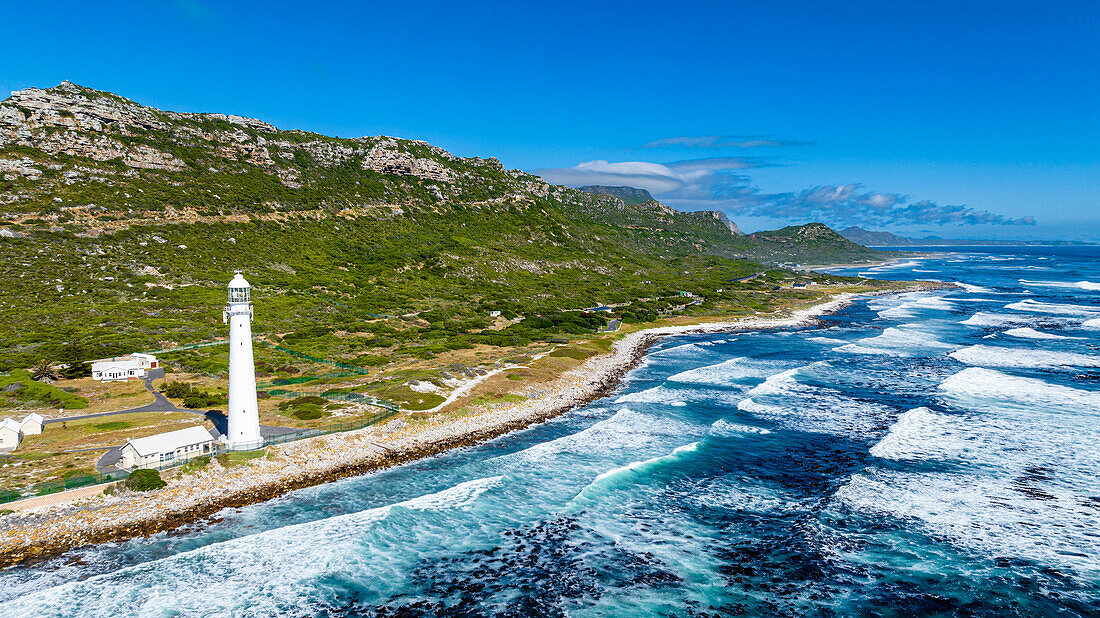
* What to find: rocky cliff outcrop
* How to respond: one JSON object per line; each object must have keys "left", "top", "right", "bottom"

{"left": 0, "top": 82, "right": 503, "bottom": 189}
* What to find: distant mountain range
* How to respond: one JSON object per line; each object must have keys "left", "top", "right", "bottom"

{"left": 838, "top": 226, "right": 1094, "bottom": 247}
{"left": 578, "top": 185, "right": 743, "bottom": 235}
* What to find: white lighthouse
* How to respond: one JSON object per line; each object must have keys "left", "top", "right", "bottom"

{"left": 223, "top": 273, "right": 262, "bottom": 450}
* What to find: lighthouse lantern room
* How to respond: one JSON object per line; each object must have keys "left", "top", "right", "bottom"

{"left": 224, "top": 272, "right": 262, "bottom": 450}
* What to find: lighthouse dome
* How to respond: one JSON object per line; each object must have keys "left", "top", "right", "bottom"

{"left": 228, "top": 273, "right": 250, "bottom": 288}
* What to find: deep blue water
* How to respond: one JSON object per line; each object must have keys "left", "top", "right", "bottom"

{"left": 3, "top": 246, "right": 1100, "bottom": 616}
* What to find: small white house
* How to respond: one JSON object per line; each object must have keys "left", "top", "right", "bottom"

{"left": 19, "top": 413, "right": 44, "bottom": 436}
{"left": 0, "top": 418, "right": 22, "bottom": 451}
{"left": 488, "top": 310, "right": 502, "bottom": 318}
{"left": 118, "top": 425, "right": 216, "bottom": 470}
{"left": 91, "top": 353, "right": 159, "bottom": 382}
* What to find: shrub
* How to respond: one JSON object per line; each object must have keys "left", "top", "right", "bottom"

{"left": 125, "top": 469, "right": 166, "bottom": 492}
{"left": 277, "top": 395, "right": 328, "bottom": 410}
{"left": 293, "top": 408, "right": 324, "bottom": 420}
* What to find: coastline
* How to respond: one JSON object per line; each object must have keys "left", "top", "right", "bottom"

{"left": 0, "top": 287, "right": 934, "bottom": 569}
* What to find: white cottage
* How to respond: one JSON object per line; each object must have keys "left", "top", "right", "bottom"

{"left": 118, "top": 425, "right": 216, "bottom": 470}
{"left": 91, "top": 353, "right": 159, "bottom": 382}
{"left": 0, "top": 418, "right": 22, "bottom": 451}
{"left": 19, "top": 412, "right": 44, "bottom": 436}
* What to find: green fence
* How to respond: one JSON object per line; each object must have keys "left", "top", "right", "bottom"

{"left": 142, "top": 340, "right": 231, "bottom": 355}
{"left": 255, "top": 341, "right": 371, "bottom": 375}
{"left": 262, "top": 386, "right": 399, "bottom": 413}
{"left": 262, "top": 407, "right": 399, "bottom": 447}
{"left": 0, "top": 405, "right": 400, "bottom": 505}
{"left": 28, "top": 470, "right": 130, "bottom": 499}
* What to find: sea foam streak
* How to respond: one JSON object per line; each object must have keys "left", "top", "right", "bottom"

{"left": 955, "top": 282, "right": 992, "bottom": 293}
{"left": 1002, "top": 327, "right": 1075, "bottom": 340}
{"left": 949, "top": 344, "right": 1100, "bottom": 369}
{"left": 1019, "top": 279, "right": 1100, "bottom": 291}
{"left": 834, "top": 326, "right": 954, "bottom": 356}
{"left": 666, "top": 356, "right": 794, "bottom": 387}
{"left": 1005, "top": 299, "right": 1100, "bottom": 316}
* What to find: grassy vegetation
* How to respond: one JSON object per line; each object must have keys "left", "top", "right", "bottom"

{"left": 0, "top": 83, "right": 903, "bottom": 492}
{"left": 0, "top": 370, "right": 88, "bottom": 409}
{"left": 216, "top": 449, "right": 266, "bottom": 467}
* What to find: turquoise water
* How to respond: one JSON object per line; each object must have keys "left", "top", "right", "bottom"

{"left": 3, "top": 246, "right": 1100, "bottom": 616}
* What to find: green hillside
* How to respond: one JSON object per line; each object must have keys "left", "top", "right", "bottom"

{"left": 0, "top": 83, "right": 889, "bottom": 373}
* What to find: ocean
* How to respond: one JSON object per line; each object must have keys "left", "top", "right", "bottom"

{"left": 2, "top": 246, "right": 1099, "bottom": 616}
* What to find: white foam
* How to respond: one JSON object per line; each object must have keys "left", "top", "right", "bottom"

{"left": 615, "top": 385, "right": 691, "bottom": 405}
{"left": 807, "top": 336, "right": 849, "bottom": 345}
{"left": 866, "top": 260, "right": 923, "bottom": 271}
{"left": 737, "top": 362, "right": 895, "bottom": 439}
{"left": 949, "top": 344, "right": 1100, "bottom": 369}
{"left": 1019, "top": 279, "right": 1100, "bottom": 291}
{"left": 939, "top": 367, "right": 1100, "bottom": 413}
{"left": 834, "top": 326, "right": 955, "bottom": 357}
{"left": 1005, "top": 299, "right": 1100, "bottom": 316}
{"left": 1002, "top": 327, "right": 1076, "bottom": 340}
{"left": 869, "top": 407, "right": 953, "bottom": 460}
{"left": 2, "top": 475, "right": 505, "bottom": 615}
{"left": 960, "top": 312, "right": 1032, "bottom": 327}
{"left": 834, "top": 470, "right": 1100, "bottom": 579}
{"left": 955, "top": 282, "right": 992, "bottom": 293}
{"left": 509, "top": 407, "right": 699, "bottom": 465}
{"left": 710, "top": 418, "right": 772, "bottom": 436}
{"left": 1084, "top": 318, "right": 1100, "bottom": 330}
{"left": 666, "top": 357, "right": 795, "bottom": 387}
{"left": 867, "top": 293, "right": 955, "bottom": 320}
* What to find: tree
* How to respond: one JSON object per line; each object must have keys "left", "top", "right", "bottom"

{"left": 60, "top": 361, "right": 91, "bottom": 379}
{"left": 125, "top": 469, "right": 166, "bottom": 492}
{"left": 31, "top": 359, "right": 59, "bottom": 382}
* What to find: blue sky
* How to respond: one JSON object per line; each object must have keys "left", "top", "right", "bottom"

{"left": 2, "top": 1, "right": 1097, "bottom": 239}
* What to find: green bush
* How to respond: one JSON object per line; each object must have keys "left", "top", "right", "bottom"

{"left": 277, "top": 395, "right": 328, "bottom": 410}
{"left": 125, "top": 469, "right": 166, "bottom": 492}
{"left": 293, "top": 408, "right": 324, "bottom": 420}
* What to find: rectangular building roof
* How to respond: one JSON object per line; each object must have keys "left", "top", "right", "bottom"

{"left": 124, "top": 425, "right": 215, "bottom": 457}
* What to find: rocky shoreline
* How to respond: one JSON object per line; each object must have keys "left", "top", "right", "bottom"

{"left": 0, "top": 289, "right": 935, "bottom": 569}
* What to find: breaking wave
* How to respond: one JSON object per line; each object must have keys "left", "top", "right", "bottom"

{"left": 1019, "top": 279, "right": 1100, "bottom": 291}
{"left": 1005, "top": 299, "right": 1100, "bottom": 316}
{"left": 949, "top": 344, "right": 1100, "bottom": 369}
{"left": 1002, "top": 327, "right": 1076, "bottom": 340}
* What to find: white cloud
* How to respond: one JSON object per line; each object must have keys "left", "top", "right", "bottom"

{"left": 532, "top": 158, "right": 1035, "bottom": 228}
{"left": 533, "top": 157, "right": 762, "bottom": 200}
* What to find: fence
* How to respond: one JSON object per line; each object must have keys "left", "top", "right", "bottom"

{"left": 255, "top": 341, "right": 371, "bottom": 375}
{"left": 0, "top": 403, "right": 400, "bottom": 505}
{"left": 142, "top": 340, "right": 231, "bottom": 355}
{"left": 261, "top": 407, "right": 399, "bottom": 447}
{"left": 263, "top": 387, "right": 399, "bottom": 413}
{"left": 25, "top": 469, "right": 131, "bottom": 500}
